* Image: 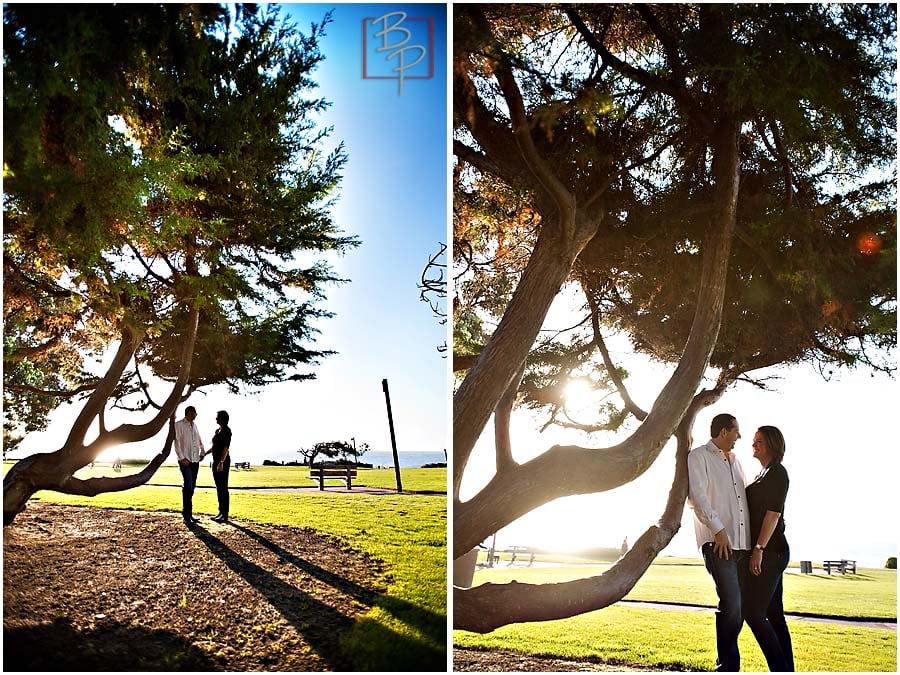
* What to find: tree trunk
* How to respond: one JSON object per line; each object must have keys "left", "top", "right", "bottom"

{"left": 453, "top": 221, "right": 591, "bottom": 494}
{"left": 3, "top": 302, "right": 200, "bottom": 526}
{"left": 454, "top": 117, "right": 741, "bottom": 558}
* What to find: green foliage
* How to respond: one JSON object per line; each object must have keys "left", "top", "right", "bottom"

{"left": 3, "top": 5, "right": 358, "bottom": 440}
{"left": 886, "top": 557, "right": 897, "bottom": 570}
{"left": 454, "top": 4, "right": 896, "bottom": 431}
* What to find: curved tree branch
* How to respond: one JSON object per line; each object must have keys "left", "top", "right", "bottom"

{"left": 584, "top": 286, "right": 647, "bottom": 421}
{"left": 3, "top": 336, "right": 63, "bottom": 364}
{"left": 58, "top": 417, "right": 176, "bottom": 497}
{"left": 566, "top": 7, "right": 710, "bottom": 131}
{"left": 3, "top": 381, "right": 99, "bottom": 398}
{"left": 455, "top": 117, "right": 742, "bottom": 557}
{"left": 454, "top": 381, "right": 730, "bottom": 632}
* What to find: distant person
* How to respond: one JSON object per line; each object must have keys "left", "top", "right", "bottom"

{"left": 174, "top": 405, "right": 205, "bottom": 526}
{"left": 210, "top": 410, "right": 232, "bottom": 523}
{"left": 743, "top": 425, "right": 794, "bottom": 671}
{"left": 687, "top": 413, "right": 750, "bottom": 672}
{"left": 621, "top": 536, "right": 629, "bottom": 557}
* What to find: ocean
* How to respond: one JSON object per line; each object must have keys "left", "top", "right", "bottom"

{"left": 362, "top": 450, "right": 446, "bottom": 468}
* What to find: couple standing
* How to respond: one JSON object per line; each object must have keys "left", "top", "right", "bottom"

{"left": 689, "top": 413, "right": 794, "bottom": 672}
{"left": 173, "top": 406, "right": 232, "bottom": 525}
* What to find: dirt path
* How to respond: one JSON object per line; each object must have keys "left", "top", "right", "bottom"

{"left": 454, "top": 646, "right": 665, "bottom": 672}
{"left": 3, "top": 502, "right": 387, "bottom": 671}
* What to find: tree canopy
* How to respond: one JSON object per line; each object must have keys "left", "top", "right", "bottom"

{"left": 453, "top": 3, "right": 895, "bottom": 631}
{"left": 3, "top": 4, "right": 358, "bottom": 523}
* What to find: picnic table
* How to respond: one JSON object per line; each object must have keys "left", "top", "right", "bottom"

{"left": 823, "top": 559, "right": 857, "bottom": 574}
{"left": 506, "top": 545, "right": 536, "bottom": 566}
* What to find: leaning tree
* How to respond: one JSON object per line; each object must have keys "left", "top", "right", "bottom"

{"left": 453, "top": 3, "right": 895, "bottom": 632}
{"left": 3, "top": 4, "right": 358, "bottom": 525}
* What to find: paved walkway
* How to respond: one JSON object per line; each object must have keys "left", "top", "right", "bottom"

{"left": 149, "top": 483, "right": 443, "bottom": 495}
{"left": 619, "top": 599, "right": 896, "bottom": 630}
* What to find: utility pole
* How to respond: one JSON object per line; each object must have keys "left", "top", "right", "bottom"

{"left": 381, "top": 379, "right": 403, "bottom": 492}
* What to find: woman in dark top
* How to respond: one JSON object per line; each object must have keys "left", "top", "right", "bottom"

{"left": 744, "top": 425, "right": 794, "bottom": 671}
{"left": 210, "top": 410, "right": 232, "bottom": 523}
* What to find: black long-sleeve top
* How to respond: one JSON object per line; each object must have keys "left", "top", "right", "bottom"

{"left": 211, "top": 425, "right": 232, "bottom": 464}
{"left": 745, "top": 461, "right": 789, "bottom": 553}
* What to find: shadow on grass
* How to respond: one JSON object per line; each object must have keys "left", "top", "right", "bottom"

{"left": 225, "top": 522, "right": 447, "bottom": 670}
{"left": 193, "top": 523, "right": 446, "bottom": 670}
{"left": 229, "top": 522, "right": 446, "bottom": 633}
{"left": 3, "top": 617, "right": 219, "bottom": 671}
{"left": 347, "top": 612, "right": 447, "bottom": 671}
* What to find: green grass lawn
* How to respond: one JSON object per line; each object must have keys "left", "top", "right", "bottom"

{"left": 458, "top": 562, "right": 896, "bottom": 671}
{"left": 455, "top": 603, "right": 897, "bottom": 672}
{"left": 48, "top": 462, "right": 447, "bottom": 493}
{"left": 4, "top": 461, "right": 447, "bottom": 672}
{"left": 472, "top": 561, "right": 897, "bottom": 619}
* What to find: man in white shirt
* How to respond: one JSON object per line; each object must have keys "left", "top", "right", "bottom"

{"left": 688, "top": 413, "right": 750, "bottom": 672}
{"left": 174, "top": 405, "right": 205, "bottom": 526}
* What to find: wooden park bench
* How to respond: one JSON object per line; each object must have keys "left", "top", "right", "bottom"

{"left": 233, "top": 461, "right": 250, "bottom": 470}
{"left": 308, "top": 465, "right": 357, "bottom": 490}
{"left": 506, "top": 545, "right": 536, "bottom": 567}
{"left": 823, "top": 559, "right": 857, "bottom": 575}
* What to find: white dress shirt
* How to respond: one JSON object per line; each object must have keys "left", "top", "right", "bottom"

{"left": 687, "top": 439, "right": 750, "bottom": 551}
{"left": 173, "top": 417, "right": 205, "bottom": 463}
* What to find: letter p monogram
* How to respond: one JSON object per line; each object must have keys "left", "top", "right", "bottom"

{"left": 363, "top": 12, "right": 433, "bottom": 95}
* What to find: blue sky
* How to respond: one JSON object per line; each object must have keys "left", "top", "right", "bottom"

{"left": 14, "top": 3, "right": 449, "bottom": 464}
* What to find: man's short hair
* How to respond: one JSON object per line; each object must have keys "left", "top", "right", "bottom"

{"left": 710, "top": 413, "right": 736, "bottom": 438}
{"left": 185, "top": 405, "right": 196, "bottom": 416}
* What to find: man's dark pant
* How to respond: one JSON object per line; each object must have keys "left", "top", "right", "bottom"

{"left": 745, "top": 547, "right": 794, "bottom": 671}
{"left": 179, "top": 461, "right": 200, "bottom": 521}
{"left": 213, "top": 458, "right": 230, "bottom": 518}
{"left": 703, "top": 543, "right": 749, "bottom": 672}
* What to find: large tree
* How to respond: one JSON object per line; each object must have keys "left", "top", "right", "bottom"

{"left": 3, "top": 4, "right": 357, "bottom": 524}
{"left": 453, "top": 4, "right": 895, "bottom": 632}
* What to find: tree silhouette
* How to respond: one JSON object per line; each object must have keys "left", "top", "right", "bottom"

{"left": 453, "top": 4, "right": 895, "bottom": 631}
{"left": 3, "top": 5, "right": 358, "bottom": 524}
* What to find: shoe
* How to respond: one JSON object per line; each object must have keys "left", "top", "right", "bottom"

{"left": 211, "top": 514, "right": 224, "bottom": 522}
{"left": 184, "top": 518, "right": 196, "bottom": 527}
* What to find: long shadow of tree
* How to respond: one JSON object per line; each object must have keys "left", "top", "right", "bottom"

{"left": 228, "top": 521, "right": 447, "bottom": 650}
{"left": 3, "top": 617, "right": 220, "bottom": 671}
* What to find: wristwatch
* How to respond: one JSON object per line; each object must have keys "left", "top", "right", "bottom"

{"left": 754, "top": 543, "right": 765, "bottom": 551}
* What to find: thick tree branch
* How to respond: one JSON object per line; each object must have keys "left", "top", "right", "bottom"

{"left": 494, "top": 365, "right": 525, "bottom": 475}
{"left": 454, "top": 140, "right": 502, "bottom": 178}
{"left": 99, "top": 300, "right": 201, "bottom": 449}
{"left": 3, "top": 336, "right": 62, "bottom": 364}
{"left": 453, "top": 353, "right": 479, "bottom": 372}
{"left": 63, "top": 323, "right": 146, "bottom": 451}
{"left": 566, "top": 7, "right": 710, "bottom": 131}
{"left": 635, "top": 4, "right": 685, "bottom": 80}
{"left": 58, "top": 418, "right": 176, "bottom": 497}
{"left": 454, "top": 382, "right": 730, "bottom": 632}
{"left": 487, "top": 49, "right": 576, "bottom": 230}
{"left": 4, "top": 381, "right": 99, "bottom": 398}
{"left": 455, "top": 117, "right": 742, "bottom": 557}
